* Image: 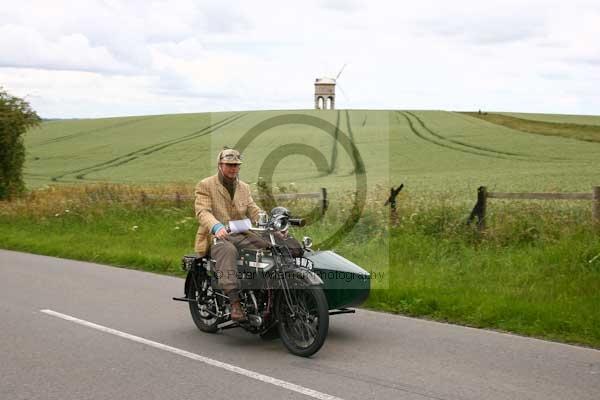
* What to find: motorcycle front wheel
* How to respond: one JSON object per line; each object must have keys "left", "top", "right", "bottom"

{"left": 276, "top": 286, "right": 329, "bottom": 357}
{"left": 186, "top": 273, "right": 221, "bottom": 333}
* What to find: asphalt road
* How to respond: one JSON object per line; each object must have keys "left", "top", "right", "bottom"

{"left": 1, "top": 249, "right": 599, "bottom": 400}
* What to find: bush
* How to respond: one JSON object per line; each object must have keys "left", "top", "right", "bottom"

{"left": 0, "top": 87, "right": 40, "bottom": 200}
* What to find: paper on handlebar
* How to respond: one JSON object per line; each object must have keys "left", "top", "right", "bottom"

{"left": 228, "top": 218, "right": 252, "bottom": 233}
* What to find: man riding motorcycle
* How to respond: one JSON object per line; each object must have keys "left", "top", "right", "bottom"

{"left": 194, "top": 148, "right": 303, "bottom": 322}
{"left": 194, "top": 148, "right": 267, "bottom": 321}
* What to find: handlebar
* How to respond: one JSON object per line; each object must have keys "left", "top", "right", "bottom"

{"left": 288, "top": 218, "right": 305, "bottom": 227}
{"left": 225, "top": 216, "right": 305, "bottom": 234}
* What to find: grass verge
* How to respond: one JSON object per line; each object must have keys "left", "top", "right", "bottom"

{"left": 1, "top": 184, "right": 599, "bottom": 348}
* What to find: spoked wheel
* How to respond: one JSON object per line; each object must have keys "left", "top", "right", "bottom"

{"left": 276, "top": 286, "right": 329, "bottom": 357}
{"left": 186, "top": 273, "right": 221, "bottom": 333}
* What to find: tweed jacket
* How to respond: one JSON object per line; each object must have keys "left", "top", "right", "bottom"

{"left": 194, "top": 174, "right": 262, "bottom": 256}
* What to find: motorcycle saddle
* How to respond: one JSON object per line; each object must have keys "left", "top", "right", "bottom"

{"left": 181, "top": 253, "right": 212, "bottom": 272}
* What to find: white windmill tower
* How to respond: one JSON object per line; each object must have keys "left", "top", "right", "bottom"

{"left": 314, "top": 64, "right": 347, "bottom": 110}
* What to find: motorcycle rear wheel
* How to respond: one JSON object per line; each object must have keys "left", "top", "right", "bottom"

{"left": 186, "top": 274, "right": 221, "bottom": 333}
{"left": 277, "top": 286, "right": 329, "bottom": 357}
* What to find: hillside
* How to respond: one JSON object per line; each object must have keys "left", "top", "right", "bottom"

{"left": 24, "top": 110, "right": 600, "bottom": 197}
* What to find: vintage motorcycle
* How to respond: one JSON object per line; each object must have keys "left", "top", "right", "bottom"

{"left": 173, "top": 208, "right": 370, "bottom": 357}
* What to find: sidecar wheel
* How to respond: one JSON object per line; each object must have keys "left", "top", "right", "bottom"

{"left": 277, "top": 287, "right": 329, "bottom": 357}
{"left": 186, "top": 274, "right": 221, "bottom": 333}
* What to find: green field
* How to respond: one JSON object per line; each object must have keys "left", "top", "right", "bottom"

{"left": 26, "top": 110, "right": 600, "bottom": 199}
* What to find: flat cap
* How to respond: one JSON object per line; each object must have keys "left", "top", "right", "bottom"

{"left": 217, "top": 148, "right": 243, "bottom": 164}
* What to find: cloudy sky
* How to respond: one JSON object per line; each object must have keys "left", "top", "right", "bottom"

{"left": 1, "top": 0, "right": 599, "bottom": 118}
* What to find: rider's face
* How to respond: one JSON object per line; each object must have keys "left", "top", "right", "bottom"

{"left": 219, "top": 163, "right": 240, "bottom": 180}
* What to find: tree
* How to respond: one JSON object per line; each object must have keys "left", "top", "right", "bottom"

{"left": 0, "top": 87, "right": 40, "bottom": 200}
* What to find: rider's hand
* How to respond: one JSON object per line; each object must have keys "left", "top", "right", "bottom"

{"left": 274, "top": 230, "right": 289, "bottom": 240}
{"left": 215, "top": 227, "right": 229, "bottom": 240}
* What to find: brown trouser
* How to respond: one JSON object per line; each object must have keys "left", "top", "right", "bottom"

{"left": 210, "top": 232, "right": 270, "bottom": 302}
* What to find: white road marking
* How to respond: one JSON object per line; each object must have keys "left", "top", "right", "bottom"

{"left": 40, "top": 309, "right": 343, "bottom": 400}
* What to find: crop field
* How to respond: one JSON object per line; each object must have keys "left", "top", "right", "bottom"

{"left": 25, "top": 110, "right": 600, "bottom": 200}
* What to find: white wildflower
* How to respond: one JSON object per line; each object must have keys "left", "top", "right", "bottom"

{"left": 132, "top": 225, "right": 139, "bottom": 230}
{"left": 174, "top": 226, "right": 180, "bottom": 230}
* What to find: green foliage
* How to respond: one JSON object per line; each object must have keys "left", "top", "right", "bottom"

{"left": 1, "top": 194, "right": 599, "bottom": 347}
{"left": 256, "top": 177, "right": 276, "bottom": 212}
{"left": 1, "top": 185, "right": 599, "bottom": 347}
{"left": 0, "top": 87, "right": 40, "bottom": 199}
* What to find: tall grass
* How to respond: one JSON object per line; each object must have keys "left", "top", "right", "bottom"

{"left": 1, "top": 184, "right": 599, "bottom": 347}
{"left": 463, "top": 112, "right": 600, "bottom": 143}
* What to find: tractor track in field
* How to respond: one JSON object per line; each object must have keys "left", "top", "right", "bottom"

{"left": 398, "top": 111, "right": 571, "bottom": 162}
{"left": 398, "top": 111, "right": 518, "bottom": 160}
{"left": 49, "top": 113, "right": 245, "bottom": 182}
{"left": 405, "top": 111, "right": 528, "bottom": 157}
{"left": 452, "top": 111, "right": 600, "bottom": 160}
{"left": 344, "top": 110, "right": 365, "bottom": 175}
{"left": 345, "top": 110, "right": 355, "bottom": 144}
{"left": 31, "top": 116, "right": 159, "bottom": 147}
{"left": 328, "top": 111, "right": 340, "bottom": 174}
{"left": 327, "top": 110, "right": 366, "bottom": 176}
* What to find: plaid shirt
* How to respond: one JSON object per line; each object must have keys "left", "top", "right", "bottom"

{"left": 194, "top": 174, "right": 261, "bottom": 255}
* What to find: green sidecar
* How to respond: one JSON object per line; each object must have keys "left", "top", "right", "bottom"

{"left": 303, "top": 250, "right": 370, "bottom": 311}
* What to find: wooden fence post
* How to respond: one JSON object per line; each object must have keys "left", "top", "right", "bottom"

{"left": 140, "top": 191, "right": 147, "bottom": 205}
{"left": 390, "top": 188, "right": 398, "bottom": 227}
{"left": 467, "top": 186, "right": 488, "bottom": 231}
{"left": 479, "top": 186, "right": 488, "bottom": 230}
{"left": 175, "top": 192, "right": 182, "bottom": 208}
{"left": 320, "top": 188, "right": 328, "bottom": 216}
{"left": 593, "top": 186, "right": 600, "bottom": 226}
{"left": 384, "top": 184, "right": 404, "bottom": 227}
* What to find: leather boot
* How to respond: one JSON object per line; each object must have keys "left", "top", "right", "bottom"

{"left": 230, "top": 300, "right": 247, "bottom": 322}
